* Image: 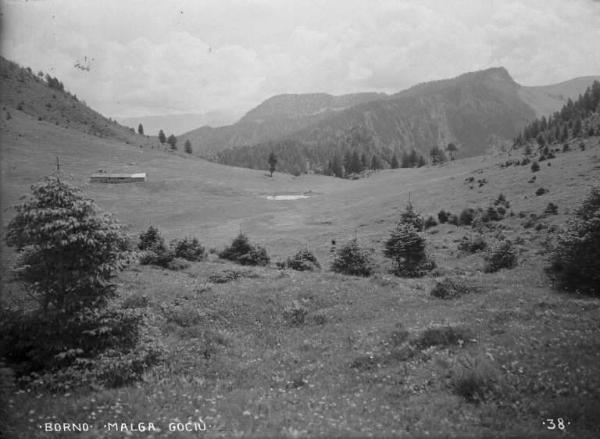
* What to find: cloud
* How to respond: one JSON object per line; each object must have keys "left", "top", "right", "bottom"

{"left": 1, "top": 0, "right": 599, "bottom": 120}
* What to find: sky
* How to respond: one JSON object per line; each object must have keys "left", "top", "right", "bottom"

{"left": 1, "top": 0, "right": 600, "bottom": 122}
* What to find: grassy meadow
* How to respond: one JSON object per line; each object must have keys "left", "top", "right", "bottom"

{"left": 2, "top": 109, "right": 600, "bottom": 437}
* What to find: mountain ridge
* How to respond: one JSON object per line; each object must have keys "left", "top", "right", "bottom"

{"left": 182, "top": 67, "right": 599, "bottom": 174}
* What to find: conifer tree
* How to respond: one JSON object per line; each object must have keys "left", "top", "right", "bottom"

{"left": 268, "top": 152, "right": 277, "bottom": 177}
{"left": 184, "top": 139, "right": 192, "bottom": 154}
{"left": 158, "top": 129, "right": 166, "bottom": 144}
{"left": 167, "top": 134, "right": 177, "bottom": 149}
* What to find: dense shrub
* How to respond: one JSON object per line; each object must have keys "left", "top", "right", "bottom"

{"left": 494, "top": 194, "right": 510, "bottom": 209}
{"left": 484, "top": 206, "right": 504, "bottom": 222}
{"left": 384, "top": 223, "right": 434, "bottom": 277}
{"left": 424, "top": 216, "right": 438, "bottom": 229}
{"left": 547, "top": 187, "right": 600, "bottom": 295}
{"left": 448, "top": 214, "right": 459, "bottom": 226}
{"left": 545, "top": 202, "right": 559, "bottom": 215}
{"left": 484, "top": 240, "right": 518, "bottom": 273}
{"left": 138, "top": 225, "right": 166, "bottom": 253}
{"left": 285, "top": 248, "right": 321, "bottom": 271}
{"left": 282, "top": 301, "right": 308, "bottom": 326}
{"left": 139, "top": 249, "right": 175, "bottom": 268}
{"left": 166, "top": 257, "right": 190, "bottom": 271}
{"left": 2, "top": 176, "right": 162, "bottom": 388}
{"left": 438, "top": 210, "right": 450, "bottom": 224}
{"left": 415, "top": 326, "right": 472, "bottom": 349}
{"left": 459, "top": 208, "right": 476, "bottom": 226}
{"left": 207, "top": 269, "right": 258, "bottom": 283}
{"left": 457, "top": 234, "right": 488, "bottom": 253}
{"left": 452, "top": 355, "right": 499, "bottom": 403}
{"left": 171, "top": 236, "right": 205, "bottom": 261}
{"left": 219, "top": 233, "right": 270, "bottom": 266}
{"left": 331, "top": 239, "right": 373, "bottom": 277}
{"left": 430, "top": 278, "right": 478, "bottom": 299}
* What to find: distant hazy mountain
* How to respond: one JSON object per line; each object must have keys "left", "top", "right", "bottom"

{"left": 518, "top": 76, "right": 600, "bottom": 118}
{"left": 184, "top": 67, "right": 599, "bottom": 174}
{"left": 182, "top": 92, "right": 387, "bottom": 156}
{"left": 117, "top": 111, "right": 239, "bottom": 136}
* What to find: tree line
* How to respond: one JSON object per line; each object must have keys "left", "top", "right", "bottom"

{"left": 514, "top": 80, "right": 600, "bottom": 148}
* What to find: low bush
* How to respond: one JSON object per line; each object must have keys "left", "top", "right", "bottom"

{"left": 424, "top": 216, "right": 438, "bottom": 229}
{"left": 415, "top": 326, "right": 472, "bottom": 349}
{"left": 219, "top": 233, "right": 270, "bottom": 266}
{"left": 545, "top": 202, "right": 559, "bottom": 215}
{"left": 438, "top": 210, "right": 450, "bottom": 224}
{"left": 171, "top": 237, "right": 205, "bottom": 261}
{"left": 208, "top": 269, "right": 259, "bottom": 283}
{"left": 484, "top": 240, "right": 518, "bottom": 273}
{"left": 483, "top": 206, "right": 504, "bottom": 222}
{"left": 122, "top": 294, "right": 150, "bottom": 309}
{"left": 531, "top": 161, "right": 540, "bottom": 172}
{"left": 166, "top": 257, "right": 190, "bottom": 271}
{"left": 452, "top": 354, "right": 499, "bottom": 403}
{"left": 459, "top": 208, "right": 476, "bottom": 226}
{"left": 494, "top": 193, "right": 510, "bottom": 209}
{"left": 285, "top": 248, "right": 321, "bottom": 271}
{"left": 331, "top": 239, "right": 373, "bottom": 277}
{"left": 458, "top": 234, "right": 488, "bottom": 253}
{"left": 282, "top": 301, "right": 308, "bottom": 326}
{"left": 138, "top": 225, "right": 166, "bottom": 253}
{"left": 139, "top": 249, "right": 175, "bottom": 268}
{"left": 536, "top": 187, "right": 548, "bottom": 196}
{"left": 0, "top": 305, "right": 163, "bottom": 390}
{"left": 547, "top": 187, "right": 600, "bottom": 295}
{"left": 430, "top": 278, "right": 478, "bottom": 299}
{"left": 160, "top": 302, "right": 203, "bottom": 327}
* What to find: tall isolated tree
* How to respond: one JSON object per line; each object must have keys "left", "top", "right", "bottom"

{"left": 167, "top": 134, "right": 177, "bottom": 149}
{"left": 268, "top": 152, "right": 278, "bottom": 177}
{"left": 370, "top": 155, "right": 382, "bottom": 171}
{"left": 6, "top": 175, "right": 128, "bottom": 315}
{"left": 184, "top": 139, "right": 192, "bottom": 154}
{"left": 350, "top": 150, "right": 362, "bottom": 174}
{"left": 138, "top": 123, "right": 144, "bottom": 135}
{"left": 401, "top": 151, "right": 410, "bottom": 168}
{"left": 446, "top": 143, "right": 458, "bottom": 160}
{"left": 329, "top": 154, "right": 344, "bottom": 178}
{"left": 408, "top": 150, "right": 418, "bottom": 167}
{"left": 3, "top": 173, "right": 162, "bottom": 383}
{"left": 361, "top": 153, "right": 368, "bottom": 171}
{"left": 430, "top": 146, "right": 446, "bottom": 165}
{"left": 158, "top": 129, "right": 166, "bottom": 144}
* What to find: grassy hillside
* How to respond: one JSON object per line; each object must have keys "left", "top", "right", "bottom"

{"left": 3, "top": 79, "right": 600, "bottom": 436}
{"left": 2, "top": 56, "right": 600, "bottom": 437}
